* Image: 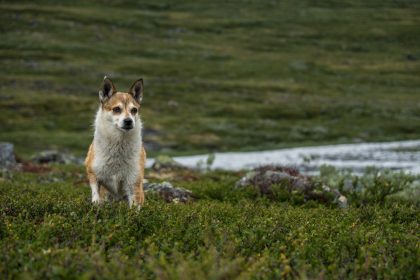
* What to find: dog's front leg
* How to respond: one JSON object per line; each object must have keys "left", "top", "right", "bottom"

{"left": 88, "top": 175, "right": 102, "bottom": 204}
{"left": 131, "top": 147, "right": 146, "bottom": 208}
{"left": 124, "top": 185, "right": 136, "bottom": 208}
{"left": 124, "top": 183, "right": 143, "bottom": 209}
{"left": 134, "top": 178, "right": 145, "bottom": 207}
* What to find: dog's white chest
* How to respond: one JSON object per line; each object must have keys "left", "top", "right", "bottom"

{"left": 93, "top": 139, "right": 140, "bottom": 195}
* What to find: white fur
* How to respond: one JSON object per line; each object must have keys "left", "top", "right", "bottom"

{"left": 90, "top": 106, "right": 143, "bottom": 206}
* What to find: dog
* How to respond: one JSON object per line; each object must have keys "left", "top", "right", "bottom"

{"left": 85, "top": 77, "right": 146, "bottom": 208}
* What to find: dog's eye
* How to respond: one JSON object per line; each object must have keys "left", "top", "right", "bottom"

{"left": 131, "top": 108, "right": 138, "bottom": 114}
{"left": 112, "top": 107, "right": 121, "bottom": 113}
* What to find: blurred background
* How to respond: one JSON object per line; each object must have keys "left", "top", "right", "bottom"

{"left": 1, "top": 0, "right": 419, "bottom": 158}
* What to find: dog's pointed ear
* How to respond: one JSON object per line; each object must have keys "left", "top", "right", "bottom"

{"left": 99, "top": 76, "right": 116, "bottom": 102}
{"left": 129, "top": 78, "right": 143, "bottom": 103}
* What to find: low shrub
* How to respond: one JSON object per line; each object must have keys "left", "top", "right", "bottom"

{"left": 0, "top": 168, "right": 418, "bottom": 279}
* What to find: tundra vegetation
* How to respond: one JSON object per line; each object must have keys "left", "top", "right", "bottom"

{"left": 0, "top": 0, "right": 419, "bottom": 279}
{"left": 0, "top": 165, "right": 419, "bottom": 279}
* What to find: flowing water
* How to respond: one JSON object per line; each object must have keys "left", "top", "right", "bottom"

{"left": 147, "top": 140, "right": 420, "bottom": 174}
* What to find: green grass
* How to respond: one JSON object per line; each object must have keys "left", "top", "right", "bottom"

{"left": 0, "top": 166, "right": 418, "bottom": 279}
{"left": 1, "top": 0, "right": 420, "bottom": 157}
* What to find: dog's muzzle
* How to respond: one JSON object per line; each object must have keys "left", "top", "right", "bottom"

{"left": 122, "top": 118, "right": 133, "bottom": 130}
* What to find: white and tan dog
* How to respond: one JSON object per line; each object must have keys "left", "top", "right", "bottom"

{"left": 85, "top": 77, "right": 146, "bottom": 208}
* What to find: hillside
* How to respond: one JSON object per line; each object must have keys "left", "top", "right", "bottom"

{"left": 1, "top": 0, "right": 420, "bottom": 157}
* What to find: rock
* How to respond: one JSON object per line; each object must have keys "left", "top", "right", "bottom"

{"left": 167, "top": 100, "right": 179, "bottom": 108}
{"left": 0, "top": 143, "right": 16, "bottom": 170}
{"left": 236, "top": 165, "right": 347, "bottom": 208}
{"left": 236, "top": 166, "right": 312, "bottom": 194}
{"left": 337, "top": 195, "right": 348, "bottom": 208}
{"left": 235, "top": 171, "right": 258, "bottom": 188}
{"left": 31, "top": 150, "right": 83, "bottom": 165}
{"left": 151, "top": 155, "right": 184, "bottom": 171}
{"left": 144, "top": 181, "right": 193, "bottom": 203}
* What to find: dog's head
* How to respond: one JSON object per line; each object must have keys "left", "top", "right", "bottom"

{"left": 98, "top": 77, "right": 143, "bottom": 132}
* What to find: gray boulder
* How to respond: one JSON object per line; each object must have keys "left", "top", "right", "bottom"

{"left": 144, "top": 181, "right": 193, "bottom": 203}
{"left": 0, "top": 142, "right": 16, "bottom": 170}
{"left": 236, "top": 166, "right": 348, "bottom": 208}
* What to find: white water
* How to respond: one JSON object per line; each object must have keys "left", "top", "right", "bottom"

{"left": 146, "top": 140, "right": 420, "bottom": 174}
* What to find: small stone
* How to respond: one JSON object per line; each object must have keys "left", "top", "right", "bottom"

{"left": 235, "top": 171, "right": 257, "bottom": 187}
{"left": 151, "top": 155, "right": 184, "bottom": 171}
{"left": 0, "top": 142, "right": 16, "bottom": 170}
{"left": 337, "top": 195, "right": 348, "bottom": 208}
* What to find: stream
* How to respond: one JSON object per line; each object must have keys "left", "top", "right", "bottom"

{"left": 146, "top": 140, "right": 420, "bottom": 174}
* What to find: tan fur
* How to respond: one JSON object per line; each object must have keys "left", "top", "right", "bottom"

{"left": 85, "top": 144, "right": 95, "bottom": 182}
{"left": 85, "top": 78, "right": 145, "bottom": 208}
{"left": 134, "top": 147, "right": 146, "bottom": 204}
{"left": 103, "top": 92, "right": 139, "bottom": 111}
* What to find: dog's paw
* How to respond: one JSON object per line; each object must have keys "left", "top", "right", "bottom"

{"left": 92, "top": 196, "right": 101, "bottom": 204}
{"left": 129, "top": 202, "right": 142, "bottom": 211}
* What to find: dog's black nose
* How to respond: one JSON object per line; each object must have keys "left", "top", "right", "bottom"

{"left": 123, "top": 118, "right": 133, "bottom": 129}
